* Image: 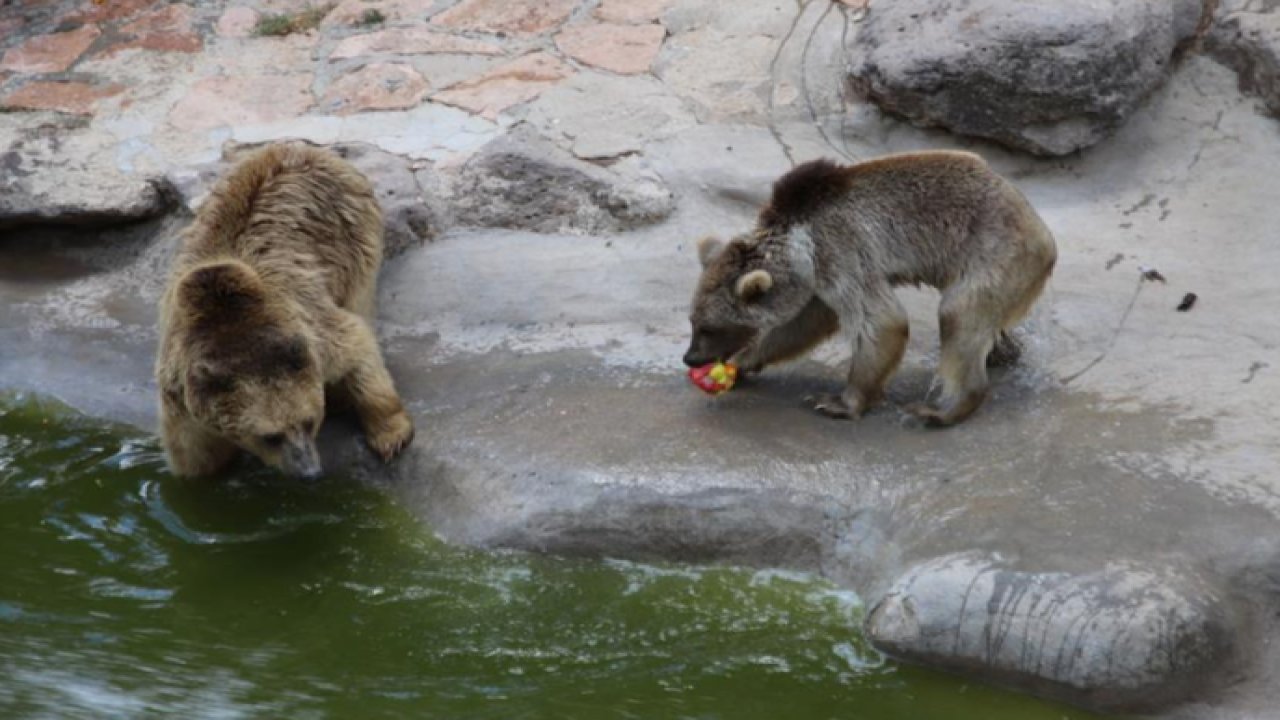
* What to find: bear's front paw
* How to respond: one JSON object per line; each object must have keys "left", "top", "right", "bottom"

{"left": 366, "top": 410, "right": 415, "bottom": 462}
{"left": 807, "top": 393, "right": 857, "bottom": 420}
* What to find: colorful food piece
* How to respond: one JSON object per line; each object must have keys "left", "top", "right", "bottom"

{"left": 688, "top": 361, "right": 738, "bottom": 395}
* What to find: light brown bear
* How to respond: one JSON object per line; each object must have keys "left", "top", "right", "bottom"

{"left": 684, "top": 151, "right": 1057, "bottom": 427}
{"left": 155, "top": 142, "right": 414, "bottom": 479}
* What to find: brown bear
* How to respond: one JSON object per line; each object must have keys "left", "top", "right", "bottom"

{"left": 684, "top": 151, "right": 1057, "bottom": 427}
{"left": 155, "top": 142, "right": 414, "bottom": 479}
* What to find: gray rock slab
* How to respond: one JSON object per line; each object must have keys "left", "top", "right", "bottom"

{"left": 646, "top": 124, "right": 792, "bottom": 211}
{"left": 447, "top": 126, "right": 673, "bottom": 234}
{"left": 0, "top": 114, "right": 175, "bottom": 229}
{"left": 226, "top": 101, "right": 500, "bottom": 163}
{"left": 654, "top": 0, "right": 807, "bottom": 124}
{"left": 848, "top": 0, "right": 1207, "bottom": 155}
{"left": 522, "top": 71, "right": 698, "bottom": 161}
{"left": 866, "top": 553, "right": 1237, "bottom": 713}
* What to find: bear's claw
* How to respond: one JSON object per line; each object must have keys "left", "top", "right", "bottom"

{"left": 904, "top": 402, "right": 949, "bottom": 428}
{"left": 366, "top": 410, "right": 415, "bottom": 462}
{"left": 808, "top": 393, "right": 856, "bottom": 420}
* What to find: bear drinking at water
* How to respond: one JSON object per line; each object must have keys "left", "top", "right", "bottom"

{"left": 684, "top": 151, "right": 1057, "bottom": 426}
{"left": 155, "top": 143, "right": 414, "bottom": 478}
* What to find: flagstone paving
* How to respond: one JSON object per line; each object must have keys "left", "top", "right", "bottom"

{"left": 0, "top": 0, "right": 681, "bottom": 165}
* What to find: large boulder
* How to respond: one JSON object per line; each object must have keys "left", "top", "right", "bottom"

{"left": 449, "top": 126, "right": 673, "bottom": 234}
{"left": 866, "top": 553, "right": 1238, "bottom": 713}
{"left": 848, "top": 0, "right": 1207, "bottom": 155}
{"left": 0, "top": 113, "right": 175, "bottom": 229}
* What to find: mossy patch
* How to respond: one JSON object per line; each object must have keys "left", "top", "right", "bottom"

{"left": 358, "top": 8, "right": 387, "bottom": 26}
{"left": 254, "top": 3, "right": 336, "bottom": 37}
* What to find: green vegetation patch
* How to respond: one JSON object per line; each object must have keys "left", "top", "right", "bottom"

{"left": 254, "top": 3, "right": 337, "bottom": 37}
{"left": 358, "top": 8, "right": 387, "bottom": 26}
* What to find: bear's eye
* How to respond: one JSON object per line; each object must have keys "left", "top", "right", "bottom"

{"left": 194, "top": 372, "right": 234, "bottom": 396}
{"left": 262, "top": 433, "right": 286, "bottom": 447}
{"left": 281, "top": 338, "right": 310, "bottom": 374}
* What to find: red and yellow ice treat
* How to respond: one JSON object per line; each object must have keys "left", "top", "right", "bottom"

{"left": 688, "top": 361, "right": 738, "bottom": 395}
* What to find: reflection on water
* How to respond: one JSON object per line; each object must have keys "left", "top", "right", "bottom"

{"left": 0, "top": 394, "right": 1103, "bottom": 719}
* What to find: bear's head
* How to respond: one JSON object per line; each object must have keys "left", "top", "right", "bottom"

{"left": 175, "top": 261, "right": 326, "bottom": 480}
{"left": 683, "top": 232, "right": 813, "bottom": 368}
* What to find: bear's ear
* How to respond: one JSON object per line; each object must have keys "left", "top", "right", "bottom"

{"left": 697, "top": 236, "right": 725, "bottom": 268}
{"left": 178, "top": 262, "right": 263, "bottom": 321}
{"left": 734, "top": 269, "right": 773, "bottom": 302}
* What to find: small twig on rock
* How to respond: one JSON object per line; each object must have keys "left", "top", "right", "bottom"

{"left": 766, "top": 0, "right": 811, "bottom": 166}
{"left": 801, "top": 0, "right": 854, "bottom": 163}
{"left": 1060, "top": 273, "right": 1149, "bottom": 385}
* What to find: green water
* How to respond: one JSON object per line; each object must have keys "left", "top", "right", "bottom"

{"left": 0, "top": 394, "right": 1104, "bottom": 720}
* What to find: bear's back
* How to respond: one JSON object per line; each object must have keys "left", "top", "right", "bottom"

{"left": 180, "top": 143, "right": 384, "bottom": 312}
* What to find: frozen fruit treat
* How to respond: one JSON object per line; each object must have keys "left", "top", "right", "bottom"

{"left": 688, "top": 362, "right": 738, "bottom": 396}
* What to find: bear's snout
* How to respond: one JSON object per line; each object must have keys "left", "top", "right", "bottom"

{"left": 281, "top": 436, "right": 323, "bottom": 481}
{"left": 683, "top": 346, "right": 711, "bottom": 368}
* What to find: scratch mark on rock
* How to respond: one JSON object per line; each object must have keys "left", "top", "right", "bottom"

{"left": 1061, "top": 276, "right": 1146, "bottom": 385}
{"left": 1123, "top": 193, "right": 1156, "bottom": 216}
{"left": 1242, "top": 361, "right": 1268, "bottom": 384}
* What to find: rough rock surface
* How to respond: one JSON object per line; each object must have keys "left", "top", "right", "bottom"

{"left": 329, "top": 27, "right": 503, "bottom": 60}
{"left": 167, "top": 74, "right": 316, "bottom": 132}
{"left": 0, "top": 114, "right": 173, "bottom": 229}
{"left": 0, "top": 79, "right": 125, "bottom": 115}
{"left": 448, "top": 127, "right": 673, "bottom": 234}
{"left": 0, "top": 24, "right": 100, "bottom": 73}
{"left": 523, "top": 72, "right": 698, "bottom": 160}
{"left": 431, "top": 0, "right": 578, "bottom": 36}
{"left": 431, "top": 52, "right": 574, "bottom": 120}
{"left": 1206, "top": 0, "right": 1280, "bottom": 115}
{"left": 318, "top": 63, "right": 431, "bottom": 116}
{"left": 594, "top": 0, "right": 673, "bottom": 25}
{"left": 848, "top": 0, "right": 1207, "bottom": 155}
{"left": 332, "top": 142, "right": 443, "bottom": 255}
{"left": 554, "top": 21, "right": 667, "bottom": 75}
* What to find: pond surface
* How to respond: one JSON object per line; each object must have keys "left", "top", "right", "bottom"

{"left": 0, "top": 394, "right": 1107, "bottom": 720}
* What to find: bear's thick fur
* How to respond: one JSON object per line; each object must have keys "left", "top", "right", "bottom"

{"left": 684, "top": 151, "right": 1057, "bottom": 427}
{"left": 155, "top": 142, "right": 414, "bottom": 478}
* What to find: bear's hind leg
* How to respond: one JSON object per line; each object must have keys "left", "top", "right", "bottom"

{"left": 986, "top": 330, "right": 1022, "bottom": 368}
{"left": 811, "top": 297, "right": 908, "bottom": 420}
{"left": 908, "top": 292, "right": 997, "bottom": 427}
